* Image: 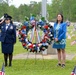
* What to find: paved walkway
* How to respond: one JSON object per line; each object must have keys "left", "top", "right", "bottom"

{"left": 13, "top": 52, "right": 76, "bottom": 60}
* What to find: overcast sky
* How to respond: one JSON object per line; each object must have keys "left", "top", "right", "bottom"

{"left": 9, "top": 0, "right": 51, "bottom": 8}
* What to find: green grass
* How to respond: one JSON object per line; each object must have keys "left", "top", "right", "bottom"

{"left": 14, "top": 39, "right": 27, "bottom": 55}
{"left": 66, "top": 36, "right": 76, "bottom": 53}
{"left": 0, "top": 59, "right": 75, "bottom": 75}
{"left": 66, "top": 25, "right": 76, "bottom": 53}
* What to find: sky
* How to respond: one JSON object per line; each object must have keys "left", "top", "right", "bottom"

{"left": 9, "top": 0, "right": 51, "bottom": 8}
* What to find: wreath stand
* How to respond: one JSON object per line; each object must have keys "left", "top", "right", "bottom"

{"left": 18, "top": 15, "right": 56, "bottom": 65}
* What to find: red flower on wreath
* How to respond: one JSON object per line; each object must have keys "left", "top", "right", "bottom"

{"left": 21, "top": 26, "right": 26, "bottom": 30}
{"left": 44, "top": 25, "right": 49, "bottom": 29}
{"left": 28, "top": 44, "right": 34, "bottom": 49}
{"left": 22, "top": 43, "right": 27, "bottom": 46}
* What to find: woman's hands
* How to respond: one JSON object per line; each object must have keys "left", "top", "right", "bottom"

{"left": 54, "top": 38, "right": 58, "bottom": 42}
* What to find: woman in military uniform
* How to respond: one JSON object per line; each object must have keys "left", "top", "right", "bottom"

{"left": 0, "top": 14, "right": 16, "bottom": 67}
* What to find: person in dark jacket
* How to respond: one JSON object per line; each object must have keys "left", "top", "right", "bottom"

{"left": 0, "top": 14, "right": 16, "bottom": 67}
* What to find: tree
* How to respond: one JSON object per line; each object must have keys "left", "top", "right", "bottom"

{"left": 47, "top": 0, "right": 63, "bottom": 21}
{"left": 0, "top": 3, "right": 9, "bottom": 17}
{"left": 1, "top": 0, "right": 13, "bottom": 4}
{"left": 62, "top": 0, "right": 72, "bottom": 21}
{"left": 70, "top": 0, "right": 76, "bottom": 21}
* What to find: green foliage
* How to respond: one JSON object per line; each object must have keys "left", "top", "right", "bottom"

{"left": 0, "top": 1, "right": 76, "bottom": 22}
{"left": 41, "top": 17, "right": 45, "bottom": 21}
{"left": 48, "top": 0, "right": 76, "bottom": 21}
{"left": 0, "top": 2, "right": 41, "bottom": 21}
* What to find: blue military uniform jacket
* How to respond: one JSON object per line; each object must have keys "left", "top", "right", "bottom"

{"left": 0, "top": 23, "right": 16, "bottom": 44}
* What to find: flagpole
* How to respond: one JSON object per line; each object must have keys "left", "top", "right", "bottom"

{"left": 42, "top": 0, "right": 47, "bottom": 20}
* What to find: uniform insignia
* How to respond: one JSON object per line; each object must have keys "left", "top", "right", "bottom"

{"left": 10, "top": 26, "right": 13, "bottom": 29}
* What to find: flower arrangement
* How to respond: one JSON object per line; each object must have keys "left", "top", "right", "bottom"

{"left": 18, "top": 15, "right": 54, "bottom": 53}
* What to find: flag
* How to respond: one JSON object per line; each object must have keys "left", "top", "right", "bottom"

{"left": 67, "top": 35, "right": 71, "bottom": 39}
{"left": 0, "top": 63, "right": 5, "bottom": 75}
{"left": 71, "top": 41, "right": 76, "bottom": 45}
{"left": 71, "top": 66, "right": 76, "bottom": 75}
{"left": 66, "top": 32, "right": 71, "bottom": 39}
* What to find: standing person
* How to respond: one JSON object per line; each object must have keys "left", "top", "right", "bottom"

{"left": 0, "top": 15, "right": 16, "bottom": 67}
{"left": 53, "top": 14, "right": 67, "bottom": 67}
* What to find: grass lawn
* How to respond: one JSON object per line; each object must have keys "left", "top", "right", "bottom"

{"left": 0, "top": 25, "right": 76, "bottom": 75}
{"left": 0, "top": 59, "right": 75, "bottom": 75}
{"left": 66, "top": 25, "right": 76, "bottom": 53}
{"left": 66, "top": 36, "right": 76, "bottom": 53}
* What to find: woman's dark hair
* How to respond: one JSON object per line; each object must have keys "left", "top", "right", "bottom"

{"left": 56, "top": 13, "right": 63, "bottom": 23}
